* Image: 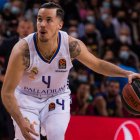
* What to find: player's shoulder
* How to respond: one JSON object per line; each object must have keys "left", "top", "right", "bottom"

{"left": 24, "top": 32, "right": 35, "bottom": 40}
{"left": 11, "top": 39, "right": 30, "bottom": 69}
{"left": 12, "top": 39, "right": 29, "bottom": 55}
{"left": 60, "top": 30, "right": 71, "bottom": 40}
{"left": 59, "top": 30, "right": 67, "bottom": 35}
{"left": 27, "top": 32, "right": 35, "bottom": 37}
{"left": 59, "top": 30, "right": 80, "bottom": 43}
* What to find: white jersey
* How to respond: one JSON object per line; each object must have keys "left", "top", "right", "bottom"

{"left": 16, "top": 31, "right": 73, "bottom": 99}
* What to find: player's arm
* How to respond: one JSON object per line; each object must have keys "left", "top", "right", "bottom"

{"left": 69, "top": 36, "right": 140, "bottom": 82}
{"left": 1, "top": 40, "right": 38, "bottom": 139}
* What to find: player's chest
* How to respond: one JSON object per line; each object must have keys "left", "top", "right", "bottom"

{"left": 29, "top": 54, "right": 70, "bottom": 76}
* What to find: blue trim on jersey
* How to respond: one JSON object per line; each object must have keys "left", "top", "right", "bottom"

{"left": 51, "top": 32, "right": 61, "bottom": 62}
{"left": 33, "top": 32, "right": 61, "bottom": 63}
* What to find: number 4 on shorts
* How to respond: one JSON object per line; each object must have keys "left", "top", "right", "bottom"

{"left": 56, "top": 99, "right": 65, "bottom": 110}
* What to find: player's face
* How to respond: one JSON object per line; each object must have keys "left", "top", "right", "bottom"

{"left": 37, "top": 8, "right": 63, "bottom": 42}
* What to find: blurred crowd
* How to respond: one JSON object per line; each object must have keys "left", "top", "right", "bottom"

{"left": 0, "top": 0, "right": 140, "bottom": 139}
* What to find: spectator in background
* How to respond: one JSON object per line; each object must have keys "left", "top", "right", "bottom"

{"left": 108, "top": 44, "right": 139, "bottom": 91}
{"left": 0, "top": 17, "right": 34, "bottom": 80}
{"left": 129, "top": 10, "right": 140, "bottom": 45}
{"left": 89, "top": 0, "right": 100, "bottom": 12}
{"left": 0, "top": 17, "right": 34, "bottom": 140}
{"left": 77, "top": 0, "right": 88, "bottom": 21}
{"left": 2, "top": 2, "right": 13, "bottom": 22}
{"left": 77, "top": 1, "right": 98, "bottom": 38}
{"left": 66, "top": 18, "right": 79, "bottom": 32}
{"left": 62, "top": 0, "right": 80, "bottom": 27}
{"left": 80, "top": 21, "right": 103, "bottom": 56}
{"left": 118, "top": 44, "right": 139, "bottom": 72}
{"left": 93, "top": 80, "right": 123, "bottom": 117}
{"left": 68, "top": 26, "right": 79, "bottom": 39}
{"left": 103, "top": 49, "right": 115, "bottom": 62}
{"left": 10, "top": 0, "right": 25, "bottom": 19}
{"left": 2, "top": 0, "right": 25, "bottom": 37}
{"left": 112, "top": 9, "right": 130, "bottom": 40}
{"left": 111, "top": 27, "right": 132, "bottom": 57}
{"left": 25, "top": 2, "right": 41, "bottom": 25}
{"left": 98, "top": 14, "right": 116, "bottom": 42}
{"left": 112, "top": 0, "right": 123, "bottom": 15}
{"left": 5, "top": 18, "right": 19, "bottom": 38}
{"left": 77, "top": 68, "right": 89, "bottom": 83}
{"left": 100, "top": 0, "right": 111, "bottom": 16}
{"left": 71, "top": 82, "right": 92, "bottom": 115}
{"left": 72, "top": 60, "right": 95, "bottom": 86}
{"left": 97, "top": 14, "right": 116, "bottom": 56}
{"left": 66, "top": 17, "right": 85, "bottom": 39}
{"left": 128, "top": 10, "right": 140, "bottom": 59}
{"left": 86, "top": 8, "right": 96, "bottom": 24}
{"left": 118, "top": 27, "right": 132, "bottom": 45}
{"left": 2, "top": 0, "right": 25, "bottom": 21}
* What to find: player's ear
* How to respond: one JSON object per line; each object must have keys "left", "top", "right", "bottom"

{"left": 58, "top": 21, "right": 63, "bottom": 30}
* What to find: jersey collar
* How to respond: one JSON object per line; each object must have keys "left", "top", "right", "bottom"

{"left": 33, "top": 32, "right": 61, "bottom": 64}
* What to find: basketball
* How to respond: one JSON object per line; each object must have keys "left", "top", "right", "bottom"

{"left": 122, "top": 79, "right": 140, "bottom": 115}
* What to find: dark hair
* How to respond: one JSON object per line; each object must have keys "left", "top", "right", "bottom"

{"left": 40, "top": 2, "right": 64, "bottom": 21}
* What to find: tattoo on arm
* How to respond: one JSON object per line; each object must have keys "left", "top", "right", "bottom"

{"left": 69, "top": 41, "right": 81, "bottom": 59}
{"left": 22, "top": 47, "right": 30, "bottom": 69}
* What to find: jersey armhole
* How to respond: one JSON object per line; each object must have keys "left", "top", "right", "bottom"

{"left": 64, "top": 32, "right": 73, "bottom": 68}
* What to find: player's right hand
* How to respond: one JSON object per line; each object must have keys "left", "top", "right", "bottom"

{"left": 20, "top": 118, "right": 39, "bottom": 140}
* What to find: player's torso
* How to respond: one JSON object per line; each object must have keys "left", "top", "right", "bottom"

{"left": 16, "top": 31, "right": 73, "bottom": 99}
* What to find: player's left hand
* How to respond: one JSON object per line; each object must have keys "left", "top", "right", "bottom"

{"left": 20, "top": 118, "right": 39, "bottom": 140}
{"left": 128, "top": 72, "right": 140, "bottom": 83}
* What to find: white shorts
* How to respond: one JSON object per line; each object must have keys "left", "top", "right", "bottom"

{"left": 13, "top": 90, "right": 71, "bottom": 140}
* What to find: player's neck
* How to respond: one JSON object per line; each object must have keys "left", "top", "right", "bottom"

{"left": 38, "top": 34, "right": 58, "bottom": 49}
{"left": 37, "top": 33, "right": 59, "bottom": 55}
{"left": 37, "top": 33, "right": 59, "bottom": 60}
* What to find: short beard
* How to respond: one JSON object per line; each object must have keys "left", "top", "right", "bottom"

{"left": 39, "top": 31, "right": 57, "bottom": 43}
{"left": 39, "top": 38, "right": 49, "bottom": 42}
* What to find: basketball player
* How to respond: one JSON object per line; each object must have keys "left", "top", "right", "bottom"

{"left": 1, "top": 2, "right": 140, "bottom": 140}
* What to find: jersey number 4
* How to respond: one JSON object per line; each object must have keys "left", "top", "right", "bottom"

{"left": 42, "top": 76, "right": 51, "bottom": 88}
{"left": 56, "top": 99, "right": 65, "bottom": 110}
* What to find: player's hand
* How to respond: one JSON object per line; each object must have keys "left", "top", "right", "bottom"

{"left": 19, "top": 118, "right": 39, "bottom": 140}
{"left": 128, "top": 72, "right": 140, "bottom": 83}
